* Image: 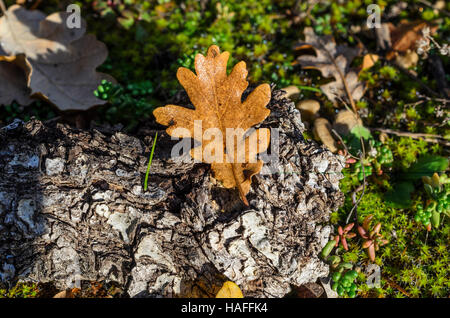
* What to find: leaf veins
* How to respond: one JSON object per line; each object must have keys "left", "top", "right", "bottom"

{"left": 153, "top": 45, "right": 271, "bottom": 205}
{"left": 294, "top": 27, "right": 364, "bottom": 113}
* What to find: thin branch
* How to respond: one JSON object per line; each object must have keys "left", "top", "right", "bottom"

{"left": 331, "top": 129, "right": 359, "bottom": 160}
{"left": 383, "top": 276, "right": 412, "bottom": 297}
{"left": 346, "top": 137, "right": 367, "bottom": 225}
{"left": 0, "top": 0, "right": 6, "bottom": 14}
{"left": 371, "top": 128, "right": 450, "bottom": 147}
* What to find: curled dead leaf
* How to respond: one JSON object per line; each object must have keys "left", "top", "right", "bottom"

{"left": 295, "top": 99, "right": 320, "bottom": 123}
{"left": 333, "top": 109, "right": 363, "bottom": 137}
{"left": 387, "top": 21, "right": 438, "bottom": 59}
{"left": 313, "top": 117, "right": 338, "bottom": 153}
{"left": 361, "top": 54, "right": 379, "bottom": 72}
{"left": 281, "top": 85, "right": 300, "bottom": 101}
{"left": 395, "top": 50, "right": 419, "bottom": 69}
{"left": 53, "top": 289, "right": 74, "bottom": 298}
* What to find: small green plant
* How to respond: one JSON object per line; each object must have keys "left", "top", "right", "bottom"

{"left": 94, "top": 80, "right": 155, "bottom": 130}
{"left": 144, "top": 132, "right": 158, "bottom": 191}
{"left": 415, "top": 173, "right": 450, "bottom": 230}
{"left": 0, "top": 282, "right": 39, "bottom": 298}
{"left": 414, "top": 203, "right": 433, "bottom": 230}
{"left": 331, "top": 269, "right": 358, "bottom": 298}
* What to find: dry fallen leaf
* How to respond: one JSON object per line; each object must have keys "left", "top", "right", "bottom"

{"left": 53, "top": 289, "right": 75, "bottom": 298}
{"left": 0, "top": 4, "right": 114, "bottom": 111}
{"left": 0, "top": 59, "right": 33, "bottom": 106}
{"left": 216, "top": 281, "right": 244, "bottom": 298}
{"left": 281, "top": 85, "right": 300, "bottom": 100}
{"left": 333, "top": 109, "right": 363, "bottom": 137}
{"left": 294, "top": 27, "right": 364, "bottom": 107}
{"left": 387, "top": 21, "right": 438, "bottom": 59}
{"left": 153, "top": 45, "right": 271, "bottom": 205}
{"left": 361, "top": 54, "right": 379, "bottom": 72}
{"left": 395, "top": 50, "right": 419, "bottom": 69}
{"left": 296, "top": 99, "right": 320, "bottom": 123}
{"left": 313, "top": 117, "right": 338, "bottom": 153}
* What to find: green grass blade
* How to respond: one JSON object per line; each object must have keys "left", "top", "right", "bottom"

{"left": 297, "top": 85, "right": 322, "bottom": 94}
{"left": 144, "top": 132, "right": 158, "bottom": 191}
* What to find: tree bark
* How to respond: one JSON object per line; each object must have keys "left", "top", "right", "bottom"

{"left": 0, "top": 89, "right": 344, "bottom": 298}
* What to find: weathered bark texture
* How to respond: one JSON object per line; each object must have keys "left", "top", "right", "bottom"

{"left": 0, "top": 90, "right": 344, "bottom": 298}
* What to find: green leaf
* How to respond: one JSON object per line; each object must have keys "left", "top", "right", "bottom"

{"left": 345, "top": 125, "right": 373, "bottom": 155}
{"left": 404, "top": 155, "right": 449, "bottom": 181}
{"left": 321, "top": 240, "right": 336, "bottom": 259}
{"left": 350, "top": 125, "right": 372, "bottom": 140}
{"left": 385, "top": 181, "right": 415, "bottom": 208}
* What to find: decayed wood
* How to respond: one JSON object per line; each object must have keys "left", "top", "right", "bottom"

{"left": 0, "top": 90, "right": 344, "bottom": 297}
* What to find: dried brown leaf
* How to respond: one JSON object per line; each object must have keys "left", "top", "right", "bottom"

{"left": 294, "top": 27, "right": 364, "bottom": 106}
{"left": 0, "top": 59, "right": 33, "bottom": 106}
{"left": 313, "top": 117, "right": 338, "bottom": 153}
{"left": 153, "top": 45, "right": 271, "bottom": 205}
{"left": 361, "top": 54, "right": 379, "bottom": 72}
{"left": 333, "top": 109, "right": 362, "bottom": 137}
{"left": 0, "top": 4, "right": 114, "bottom": 111}
{"left": 53, "top": 289, "right": 74, "bottom": 298}
{"left": 216, "top": 281, "right": 244, "bottom": 298}
{"left": 389, "top": 21, "right": 438, "bottom": 54}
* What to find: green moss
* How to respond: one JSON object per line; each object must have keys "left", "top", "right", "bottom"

{"left": 0, "top": 282, "right": 39, "bottom": 298}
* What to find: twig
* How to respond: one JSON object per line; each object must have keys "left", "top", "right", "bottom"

{"left": 383, "top": 276, "right": 412, "bottom": 297}
{"left": 347, "top": 183, "right": 364, "bottom": 224}
{"left": 0, "top": 0, "right": 6, "bottom": 14}
{"left": 371, "top": 128, "right": 443, "bottom": 139}
{"left": 331, "top": 129, "right": 359, "bottom": 160}
{"left": 346, "top": 137, "right": 367, "bottom": 225}
{"left": 370, "top": 128, "right": 450, "bottom": 147}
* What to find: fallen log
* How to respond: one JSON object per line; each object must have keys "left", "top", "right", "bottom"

{"left": 0, "top": 90, "right": 344, "bottom": 297}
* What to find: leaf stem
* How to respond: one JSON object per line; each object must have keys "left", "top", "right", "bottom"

{"left": 144, "top": 132, "right": 158, "bottom": 191}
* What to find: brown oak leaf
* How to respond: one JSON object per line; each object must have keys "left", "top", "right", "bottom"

{"left": 388, "top": 21, "right": 438, "bottom": 57}
{"left": 0, "top": 4, "right": 114, "bottom": 111}
{"left": 294, "top": 27, "right": 364, "bottom": 107}
{"left": 0, "top": 47, "right": 33, "bottom": 105}
{"left": 153, "top": 45, "right": 271, "bottom": 205}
